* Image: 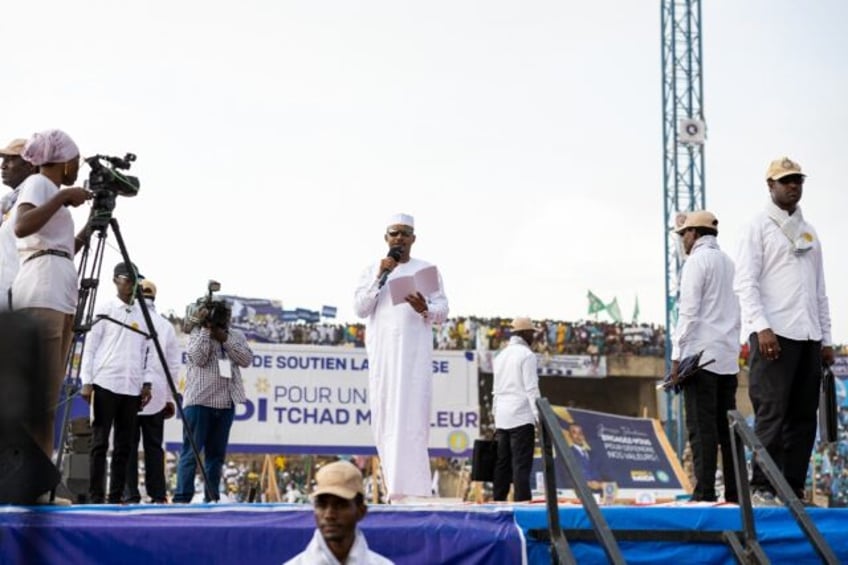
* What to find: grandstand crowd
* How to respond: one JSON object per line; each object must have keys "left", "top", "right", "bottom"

{"left": 165, "top": 313, "right": 667, "bottom": 356}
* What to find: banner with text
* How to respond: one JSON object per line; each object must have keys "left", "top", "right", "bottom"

{"left": 478, "top": 351, "right": 607, "bottom": 377}
{"left": 164, "top": 344, "right": 480, "bottom": 456}
{"left": 532, "top": 406, "right": 689, "bottom": 502}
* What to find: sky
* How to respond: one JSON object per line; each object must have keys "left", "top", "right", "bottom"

{"left": 3, "top": 1, "right": 847, "bottom": 341}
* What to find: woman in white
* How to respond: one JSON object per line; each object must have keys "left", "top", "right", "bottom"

{"left": 13, "top": 129, "right": 91, "bottom": 460}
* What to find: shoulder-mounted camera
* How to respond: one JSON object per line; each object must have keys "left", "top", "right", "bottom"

{"left": 183, "top": 280, "right": 232, "bottom": 333}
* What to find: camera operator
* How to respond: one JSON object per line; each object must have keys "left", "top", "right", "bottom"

{"left": 172, "top": 298, "right": 252, "bottom": 503}
{"left": 80, "top": 262, "right": 152, "bottom": 504}
{"left": 11, "top": 130, "right": 91, "bottom": 480}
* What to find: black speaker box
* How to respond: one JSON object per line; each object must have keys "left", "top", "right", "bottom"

{"left": 0, "top": 311, "right": 61, "bottom": 503}
{"left": 0, "top": 424, "right": 61, "bottom": 504}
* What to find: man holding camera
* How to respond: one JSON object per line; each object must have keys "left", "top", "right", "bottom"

{"left": 80, "top": 261, "right": 152, "bottom": 504}
{"left": 172, "top": 297, "right": 252, "bottom": 503}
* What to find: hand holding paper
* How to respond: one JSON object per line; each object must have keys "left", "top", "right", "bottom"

{"left": 388, "top": 265, "right": 439, "bottom": 306}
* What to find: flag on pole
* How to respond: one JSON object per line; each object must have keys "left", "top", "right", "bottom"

{"left": 632, "top": 295, "right": 640, "bottom": 324}
{"left": 587, "top": 290, "right": 606, "bottom": 315}
{"left": 606, "top": 298, "right": 622, "bottom": 323}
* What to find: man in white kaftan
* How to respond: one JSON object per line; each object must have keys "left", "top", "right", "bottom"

{"left": 353, "top": 213, "right": 448, "bottom": 501}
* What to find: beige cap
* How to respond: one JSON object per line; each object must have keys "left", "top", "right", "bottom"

{"left": 0, "top": 138, "right": 27, "bottom": 156}
{"left": 141, "top": 279, "right": 157, "bottom": 298}
{"left": 675, "top": 210, "right": 718, "bottom": 234}
{"left": 765, "top": 157, "right": 804, "bottom": 181}
{"left": 511, "top": 317, "right": 538, "bottom": 332}
{"left": 312, "top": 461, "right": 364, "bottom": 500}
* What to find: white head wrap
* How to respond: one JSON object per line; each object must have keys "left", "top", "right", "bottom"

{"left": 21, "top": 129, "right": 80, "bottom": 166}
{"left": 387, "top": 213, "right": 414, "bottom": 228}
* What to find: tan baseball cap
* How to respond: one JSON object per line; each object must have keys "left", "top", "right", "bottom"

{"left": 0, "top": 138, "right": 27, "bottom": 156}
{"left": 675, "top": 210, "right": 718, "bottom": 234}
{"left": 511, "top": 317, "right": 538, "bottom": 332}
{"left": 141, "top": 279, "right": 157, "bottom": 298}
{"left": 312, "top": 461, "right": 364, "bottom": 500}
{"left": 765, "top": 157, "right": 804, "bottom": 181}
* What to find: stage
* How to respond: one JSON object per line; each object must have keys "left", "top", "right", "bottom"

{"left": 1, "top": 502, "right": 846, "bottom": 564}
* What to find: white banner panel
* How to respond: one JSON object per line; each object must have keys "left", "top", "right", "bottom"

{"left": 164, "top": 343, "right": 479, "bottom": 456}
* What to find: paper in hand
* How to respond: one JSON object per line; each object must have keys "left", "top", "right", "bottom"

{"left": 388, "top": 265, "right": 439, "bottom": 305}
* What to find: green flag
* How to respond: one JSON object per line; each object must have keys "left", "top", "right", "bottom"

{"left": 587, "top": 290, "right": 606, "bottom": 315}
{"left": 632, "top": 295, "right": 640, "bottom": 324}
{"left": 606, "top": 297, "right": 622, "bottom": 323}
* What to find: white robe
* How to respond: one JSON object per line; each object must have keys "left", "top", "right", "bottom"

{"left": 354, "top": 257, "right": 448, "bottom": 499}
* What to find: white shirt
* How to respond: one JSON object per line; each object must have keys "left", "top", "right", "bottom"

{"left": 284, "top": 529, "right": 394, "bottom": 565}
{"left": 139, "top": 298, "right": 180, "bottom": 415}
{"left": 80, "top": 296, "right": 150, "bottom": 395}
{"left": 492, "top": 335, "right": 540, "bottom": 429}
{"left": 11, "top": 174, "right": 77, "bottom": 313}
{"left": 671, "top": 235, "right": 740, "bottom": 375}
{"left": 0, "top": 187, "right": 21, "bottom": 307}
{"left": 734, "top": 203, "right": 832, "bottom": 344}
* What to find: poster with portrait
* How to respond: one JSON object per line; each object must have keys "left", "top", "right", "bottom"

{"left": 532, "top": 405, "right": 690, "bottom": 502}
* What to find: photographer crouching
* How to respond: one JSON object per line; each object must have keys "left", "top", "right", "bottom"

{"left": 172, "top": 286, "right": 253, "bottom": 503}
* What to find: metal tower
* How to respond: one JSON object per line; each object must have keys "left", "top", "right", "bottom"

{"left": 661, "top": 0, "right": 706, "bottom": 455}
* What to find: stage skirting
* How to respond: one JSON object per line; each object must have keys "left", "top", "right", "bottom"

{"left": 1, "top": 503, "right": 846, "bottom": 564}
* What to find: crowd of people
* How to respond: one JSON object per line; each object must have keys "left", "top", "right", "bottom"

{"left": 164, "top": 313, "right": 668, "bottom": 357}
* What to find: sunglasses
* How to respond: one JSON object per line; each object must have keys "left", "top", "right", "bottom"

{"left": 777, "top": 174, "right": 805, "bottom": 185}
{"left": 387, "top": 229, "right": 414, "bottom": 237}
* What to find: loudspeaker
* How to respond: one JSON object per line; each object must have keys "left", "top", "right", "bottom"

{"left": 471, "top": 439, "right": 497, "bottom": 482}
{"left": 0, "top": 311, "right": 49, "bottom": 425}
{"left": 0, "top": 424, "right": 61, "bottom": 504}
{"left": 0, "top": 311, "right": 59, "bottom": 504}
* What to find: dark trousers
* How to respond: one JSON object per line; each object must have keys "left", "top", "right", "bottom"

{"left": 493, "top": 423, "right": 535, "bottom": 502}
{"left": 89, "top": 385, "right": 141, "bottom": 503}
{"left": 748, "top": 334, "right": 822, "bottom": 495}
{"left": 173, "top": 405, "right": 235, "bottom": 503}
{"left": 683, "top": 369, "right": 738, "bottom": 502}
{"left": 125, "top": 410, "right": 167, "bottom": 502}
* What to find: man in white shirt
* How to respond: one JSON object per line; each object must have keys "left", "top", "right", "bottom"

{"left": 353, "top": 213, "right": 449, "bottom": 502}
{"left": 492, "top": 317, "right": 541, "bottom": 502}
{"left": 734, "top": 157, "right": 834, "bottom": 506}
{"left": 124, "top": 279, "right": 179, "bottom": 504}
{"left": 284, "top": 460, "right": 393, "bottom": 565}
{"left": 80, "top": 262, "right": 152, "bottom": 504}
{"left": 0, "top": 138, "right": 37, "bottom": 309}
{"left": 671, "top": 210, "right": 741, "bottom": 503}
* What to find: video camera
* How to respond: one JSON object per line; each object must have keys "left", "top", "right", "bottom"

{"left": 183, "top": 280, "right": 232, "bottom": 333}
{"left": 84, "top": 153, "right": 140, "bottom": 230}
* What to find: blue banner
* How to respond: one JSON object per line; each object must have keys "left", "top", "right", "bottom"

{"left": 321, "top": 305, "right": 337, "bottom": 318}
{"left": 532, "top": 406, "right": 688, "bottom": 502}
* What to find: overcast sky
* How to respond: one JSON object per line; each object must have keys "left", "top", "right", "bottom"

{"left": 3, "top": 1, "right": 847, "bottom": 341}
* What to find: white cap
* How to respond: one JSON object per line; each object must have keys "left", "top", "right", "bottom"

{"left": 387, "top": 213, "right": 414, "bottom": 228}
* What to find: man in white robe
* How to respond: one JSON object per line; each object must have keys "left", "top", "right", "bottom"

{"left": 353, "top": 213, "right": 448, "bottom": 501}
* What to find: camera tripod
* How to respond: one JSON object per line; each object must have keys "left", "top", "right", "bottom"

{"left": 54, "top": 215, "right": 217, "bottom": 503}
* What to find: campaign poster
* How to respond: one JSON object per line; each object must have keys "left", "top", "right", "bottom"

{"left": 532, "top": 405, "right": 690, "bottom": 502}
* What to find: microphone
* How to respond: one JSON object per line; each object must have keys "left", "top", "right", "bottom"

{"left": 378, "top": 246, "right": 403, "bottom": 289}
